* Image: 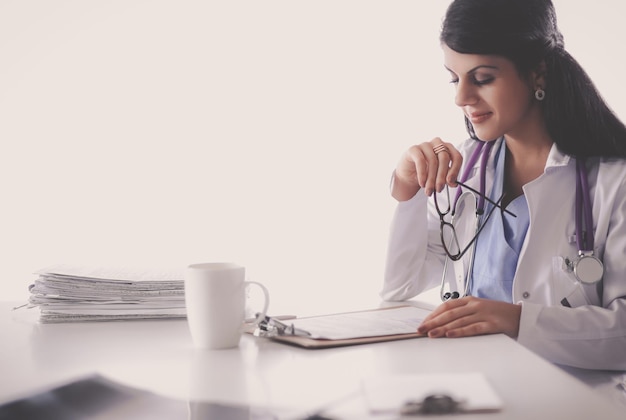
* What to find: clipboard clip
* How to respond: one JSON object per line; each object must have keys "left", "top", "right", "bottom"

{"left": 400, "top": 394, "right": 466, "bottom": 415}
{"left": 253, "top": 314, "right": 311, "bottom": 338}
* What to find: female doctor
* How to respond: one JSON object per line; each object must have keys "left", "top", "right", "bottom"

{"left": 382, "top": 0, "right": 626, "bottom": 377}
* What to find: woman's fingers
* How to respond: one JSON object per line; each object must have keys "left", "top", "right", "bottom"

{"left": 418, "top": 297, "right": 522, "bottom": 338}
{"left": 421, "top": 142, "right": 439, "bottom": 195}
{"left": 434, "top": 146, "right": 452, "bottom": 192}
{"left": 418, "top": 297, "right": 470, "bottom": 332}
{"left": 444, "top": 144, "right": 463, "bottom": 185}
{"left": 392, "top": 138, "right": 463, "bottom": 200}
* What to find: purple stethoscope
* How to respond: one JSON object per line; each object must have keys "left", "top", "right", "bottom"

{"left": 571, "top": 157, "right": 604, "bottom": 284}
{"left": 439, "top": 140, "right": 603, "bottom": 301}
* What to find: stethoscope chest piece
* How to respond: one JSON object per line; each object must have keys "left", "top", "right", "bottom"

{"left": 573, "top": 252, "right": 604, "bottom": 284}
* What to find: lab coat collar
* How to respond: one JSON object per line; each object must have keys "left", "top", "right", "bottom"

{"left": 545, "top": 142, "right": 573, "bottom": 170}
{"left": 458, "top": 138, "right": 573, "bottom": 199}
{"left": 462, "top": 137, "right": 504, "bottom": 172}
{"left": 464, "top": 137, "right": 572, "bottom": 171}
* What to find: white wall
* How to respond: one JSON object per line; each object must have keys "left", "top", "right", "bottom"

{"left": 1, "top": 1, "right": 624, "bottom": 314}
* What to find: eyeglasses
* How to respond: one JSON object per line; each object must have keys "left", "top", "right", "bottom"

{"left": 433, "top": 180, "right": 516, "bottom": 261}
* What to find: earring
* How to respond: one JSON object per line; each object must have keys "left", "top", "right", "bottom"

{"left": 535, "top": 88, "right": 546, "bottom": 101}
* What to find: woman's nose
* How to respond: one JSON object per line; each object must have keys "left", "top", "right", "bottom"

{"left": 454, "top": 80, "right": 478, "bottom": 107}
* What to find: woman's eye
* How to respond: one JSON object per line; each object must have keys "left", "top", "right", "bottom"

{"left": 473, "top": 77, "right": 494, "bottom": 86}
{"left": 448, "top": 77, "right": 493, "bottom": 86}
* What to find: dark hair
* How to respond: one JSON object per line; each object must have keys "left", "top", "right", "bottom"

{"left": 440, "top": 0, "right": 626, "bottom": 158}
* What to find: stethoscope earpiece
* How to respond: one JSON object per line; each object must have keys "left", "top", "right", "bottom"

{"left": 442, "top": 291, "right": 460, "bottom": 301}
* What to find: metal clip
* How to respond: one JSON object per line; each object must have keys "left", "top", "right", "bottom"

{"left": 400, "top": 394, "right": 466, "bottom": 415}
{"left": 562, "top": 257, "right": 574, "bottom": 273}
{"left": 253, "top": 314, "right": 311, "bottom": 338}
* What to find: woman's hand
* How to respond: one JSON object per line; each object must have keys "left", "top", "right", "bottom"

{"left": 417, "top": 296, "right": 522, "bottom": 339}
{"left": 391, "top": 138, "right": 463, "bottom": 201}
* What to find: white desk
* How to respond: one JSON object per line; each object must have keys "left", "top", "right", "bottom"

{"left": 2, "top": 301, "right": 624, "bottom": 419}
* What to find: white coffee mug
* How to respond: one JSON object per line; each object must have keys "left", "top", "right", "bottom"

{"left": 185, "top": 262, "right": 269, "bottom": 349}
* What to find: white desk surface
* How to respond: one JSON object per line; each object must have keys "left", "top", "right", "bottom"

{"left": 2, "top": 300, "right": 624, "bottom": 419}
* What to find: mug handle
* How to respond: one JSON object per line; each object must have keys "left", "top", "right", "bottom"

{"left": 244, "top": 280, "right": 270, "bottom": 325}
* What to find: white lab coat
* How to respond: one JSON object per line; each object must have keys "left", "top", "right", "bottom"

{"left": 382, "top": 137, "right": 626, "bottom": 371}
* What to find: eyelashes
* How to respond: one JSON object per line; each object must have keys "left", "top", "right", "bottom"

{"left": 449, "top": 77, "right": 494, "bottom": 86}
{"left": 474, "top": 77, "right": 494, "bottom": 86}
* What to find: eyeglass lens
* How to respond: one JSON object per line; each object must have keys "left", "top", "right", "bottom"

{"left": 437, "top": 186, "right": 505, "bottom": 261}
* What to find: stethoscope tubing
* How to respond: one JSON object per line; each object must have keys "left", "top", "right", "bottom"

{"left": 439, "top": 141, "right": 600, "bottom": 301}
{"left": 440, "top": 141, "right": 492, "bottom": 301}
{"left": 576, "top": 158, "right": 594, "bottom": 252}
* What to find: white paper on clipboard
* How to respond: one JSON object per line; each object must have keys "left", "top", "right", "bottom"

{"left": 287, "top": 305, "right": 431, "bottom": 340}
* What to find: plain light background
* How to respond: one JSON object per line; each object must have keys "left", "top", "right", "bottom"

{"left": 2, "top": 1, "right": 625, "bottom": 315}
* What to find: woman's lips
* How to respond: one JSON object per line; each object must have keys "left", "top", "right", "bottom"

{"left": 468, "top": 112, "right": 492, "bottom": 124}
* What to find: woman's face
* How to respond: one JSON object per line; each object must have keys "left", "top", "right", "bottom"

{"left": 442, "top": 44, "right": 539, "bottom": 142}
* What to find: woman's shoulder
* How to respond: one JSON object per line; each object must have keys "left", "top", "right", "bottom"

{"left": 594, "top": 157, "right": 626, "bottom": 196}
{"left": 596, "top": 156, "right": 626, "bottom": 176}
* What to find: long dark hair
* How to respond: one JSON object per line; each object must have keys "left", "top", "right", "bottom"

{"left": 440, "top": 0, "right": 626, "bottom": 158}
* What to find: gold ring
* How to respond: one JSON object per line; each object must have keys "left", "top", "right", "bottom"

{"left": 433, "top": 144, "right": 449, "bottom": 155}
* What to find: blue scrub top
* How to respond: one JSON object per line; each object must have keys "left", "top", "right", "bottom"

{"left": 469, "top": 141, "right": 530, "bottom": 303}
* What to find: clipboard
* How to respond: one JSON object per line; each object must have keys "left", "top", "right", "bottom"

{"left": 269, "top": 329, "right": 424, "bottom": 349}
{"left": 362, "top": 372, "right": 503, "bottom": 415}
{"left": 253, "top": 305, "right": 429, "bottom": 349}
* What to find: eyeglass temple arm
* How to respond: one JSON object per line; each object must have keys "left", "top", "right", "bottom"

{"left": 453, "top": 180, "right": 517, "bottom": 217}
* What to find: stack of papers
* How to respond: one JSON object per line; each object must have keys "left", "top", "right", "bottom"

{"left": 27, "top": 264, "right": 186, "bottom": 323}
